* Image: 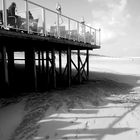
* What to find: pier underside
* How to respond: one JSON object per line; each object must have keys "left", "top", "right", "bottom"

{"left": 0, "top": 29, "right": 100, "bottom": 94}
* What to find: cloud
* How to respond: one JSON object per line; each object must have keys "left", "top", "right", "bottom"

{"left": 87, "top": 0, "right": 94, "bottom": 2}
{"left": 89, "top": 0, "right": 130, "bottom": 43}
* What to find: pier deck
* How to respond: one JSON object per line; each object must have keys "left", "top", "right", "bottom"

{"left": 0, "top": 0, "right": 101, "bottom": 94}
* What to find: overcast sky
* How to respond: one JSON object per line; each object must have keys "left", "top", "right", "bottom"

{"left": 3, "top": 0, "right": 140, "bottom": 57}
{"left": 29, "top": 0, "right": 140, "bottom": 57}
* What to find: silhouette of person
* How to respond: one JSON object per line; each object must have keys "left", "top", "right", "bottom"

{"left": 7, "top": 2, "right": 16, "bottom": 16}
{"left": 7, "top": 2, "right": 23, "bottom": 28}
{"left": 29, "top": 11, "right": 33, "bottom": 20}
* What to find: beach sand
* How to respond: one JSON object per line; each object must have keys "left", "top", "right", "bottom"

{"left": 0, "top": 56, "right": 140, "bottom": 140}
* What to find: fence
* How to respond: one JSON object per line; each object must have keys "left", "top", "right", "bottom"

{"left": 0, "top": 0, "right": 101, "bottom": 46}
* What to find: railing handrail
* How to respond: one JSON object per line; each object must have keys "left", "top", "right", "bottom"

{"left": 1, "top": 0, "right": 101, "bottom": 46}
{"left": 24, "top": 0, "right": 99, "bottom": 31}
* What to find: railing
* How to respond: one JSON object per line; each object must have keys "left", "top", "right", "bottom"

{"left": 0, "top": 0, "right": 101, "bottom": 46}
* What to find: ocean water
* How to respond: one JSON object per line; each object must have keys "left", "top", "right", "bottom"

{"left": 13, "top": 52, "right": 140, "bottom": 76}
{"left": 89, "top": 56, "right": 140, "bottom": 76}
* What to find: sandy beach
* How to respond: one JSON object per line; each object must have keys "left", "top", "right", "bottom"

{"left": 0, "top": 56, "right": 140, "bottom": 140}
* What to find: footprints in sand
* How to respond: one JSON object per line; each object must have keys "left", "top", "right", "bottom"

{"left": 83, "top": 121, "right": 89, "bottom": 130}
{"left": 45, "top": 135, "right": 50, "bottom": 139}
{"left": 135, "top": 130, "right": 140, "bottom": 136}
{"left": 62, "top": 136, "right": 68, "bottom": 140}
{"left": 70, "top": 117, "right": 78, "bottom": 123}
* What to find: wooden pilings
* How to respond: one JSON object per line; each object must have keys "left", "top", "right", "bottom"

{"left": 46, "top": 50, "right": 50, "bottom": 89}
{"left": 25, "top": 48, "right": 37, "bottom": 91}
{"left": 87, "top": 50, "right": 89, "bottom": 80}
{"left": 0, "top": 45, "right": 90, "bottom": 92}
{"left": 7, "top": 49, "right": 14, "bottom": 88}
{"left": 51, "top": 48, "right": 56, "bottom": 88}
{"left": 0, "top": 45, "right": 9, "bottom": 90}
{"left": 59, "top": 50, "right": 62, "bottom": 76}
{"left": 78, "top": 49, "right": 81, "bottom": 83}
{"left": 70, "top": 49, "right": 90, "bottom": 83}
{"left": 67, "top": 48, "right": 71, "bottom": 87}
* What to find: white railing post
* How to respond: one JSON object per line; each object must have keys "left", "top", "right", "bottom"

{"left": 57, "top": 13, "right": 60, "bottom": 37}
{"left": 81, "top": 22, "right": 86, "bottom": 43}
{"left": 68, "top": 18, "right": 70, "bottom": 39}
{"left": 94, "top": 29, "right": 96, "bottom": 45}
{"left": 90, "top": 27, "right": 92, "bottom": 43}
{"left": 84, "top": 24, "right": 86, "bottom": 43}
{"left": 25, "top": 0, "right": 29, "bottom": 33}
{"left": 99, "top": 28, "right": 101, "bottom": 46}
{"left": 42, "top": 8, "right": 46, "bottom": 36}
{"left": 77, "top": 22, "right": 79, "bottom": 41}
{"left": 2, "top": 0, "right": 7, "bottom": 28}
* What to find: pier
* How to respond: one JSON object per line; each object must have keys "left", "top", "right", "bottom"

{"left": 0, "top": 0, "right": 101, "bottom": 93}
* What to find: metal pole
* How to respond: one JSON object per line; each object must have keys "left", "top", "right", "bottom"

{"left": 68, "top": 18, "right": 70, "bottom": 40}
{"left": 57, "top": 13, "right": 60, "bottom": 37}
{"left": 25, "top": 0, "right": 29, "bottom": 33}
{"left": 2, "top": 0, "right": 7, "bottom": 28}
{"left": 90, "top": 27, "right": 92, "bottom": 44}
{"left": 77, "top": 22, "right": 79, "bottom": 41}
{"left": 42, "top": 8, "right": 46, "bottom": 35}
{"left": 99, "top": 28, "right": 101, "bottom": 46}
{"left": 84, "top": 25, "right": 86, "bottom": 43}
{"left": 94, "top": 29, "right": 96, "bottom": 45}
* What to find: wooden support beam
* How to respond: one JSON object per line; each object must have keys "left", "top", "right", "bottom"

{"left": 46, "top": 50, "right": 50, "bottom": 89}
{"left": 39, "top": 51, "right": 45, "bottom": 90}
{"left": 71, "top": 59, "right": 78, "bottom": 71}
{"left": 62, "top": 63, "right": 67, "bottom": 77}
{"left": 87, "top": 50, "right": 89, "bottom": 80}
{"left": 59, "top": 50, "right": 62, "bottom": 76}
{"left": 41, "top": 51, "right": 45, "bottom": 74}
{"left": 77, "top": 49, "right": 81, "bottom": 83}
{"left": 79, "top": 57, "right": 86, "bottom": 71}
{"left": 7, "top": 50, "right": 14, "bottom": 86}
{"left": 67, "top": 47, "right": 71, "bottom": 87}
{"left": 79, "top": 56, "right": 87, "bottom": 80}
{"left": 25, "top": 48, "right": 37, "bottom": 91}
{"left": 51, "top": 49, "right": 56, "bottom": 88}
{"left": 74, "top": 50, "right": 89, "bottom": 82}
{"left": 38, "top": 51, "right": 41, "bottom": 73}
{"left": 58, "top": 50, "right": 62, "bottom": 86}
{"left": 1, "top": 46, "right": 9, "bottom": 89}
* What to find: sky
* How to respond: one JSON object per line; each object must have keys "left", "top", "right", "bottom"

{"left": 2, "top": 0, "right": 140, "bottom": 57}
{"left": 28, "top": 0, "right": 140, "bottom": 57}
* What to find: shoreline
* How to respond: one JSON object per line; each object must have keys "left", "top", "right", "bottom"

{"left": 89, "top": 70, "right": 140, "bottom": 87}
